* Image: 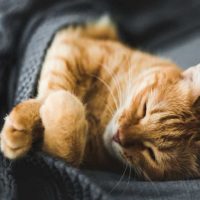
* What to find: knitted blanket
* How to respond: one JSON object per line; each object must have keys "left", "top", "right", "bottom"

{"left": 1, "top": 0, "right": 200, "bottom": 199}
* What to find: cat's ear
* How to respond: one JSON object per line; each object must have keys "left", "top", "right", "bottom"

{"left": 182, "top": 64, "right": 200, "bottom": 105}
{"left": 193, "top": 97, "right": 200, "bottom": 111}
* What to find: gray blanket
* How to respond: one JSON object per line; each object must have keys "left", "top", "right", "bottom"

{"left": 1, "top": 0, "right": 200, "bottom": 199}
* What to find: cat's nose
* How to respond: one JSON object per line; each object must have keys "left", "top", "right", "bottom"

{"left": 112, "top": 130, "right": 122, "bottom": 145}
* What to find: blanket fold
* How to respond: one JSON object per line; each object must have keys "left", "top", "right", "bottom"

{"left": 1, "top": 0, "right": 200, "bottom": 199}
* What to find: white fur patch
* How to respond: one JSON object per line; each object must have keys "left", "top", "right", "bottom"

{"left": 95, "top": 14, "right": 114, "bottom": 27}
{"left": 103, "top": 82, "right": 136, "bottom": 161}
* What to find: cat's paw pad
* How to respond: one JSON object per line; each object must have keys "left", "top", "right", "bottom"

{"left": 0, "top": 102, "right": 36, "bottom": 159}
{"left": 1, "top": 116, "right": 32, "bottom": 159}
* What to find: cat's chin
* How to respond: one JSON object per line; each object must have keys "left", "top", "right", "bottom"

{"left": 103, "top": 119, "right": 125, "bottom": 164}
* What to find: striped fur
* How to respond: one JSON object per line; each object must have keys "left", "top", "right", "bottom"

{"left": 1, "top": 18, "right": 200, "bottom": 180}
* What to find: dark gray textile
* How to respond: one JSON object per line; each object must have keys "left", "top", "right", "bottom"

{"left": 14, "top": 1, "right": 109, "bottom": 104}
{"left": 0, "top": 0, "right": 200, "bottom": 200}
{"left": 157, "top": 32, "right": 200, "bottom": 69}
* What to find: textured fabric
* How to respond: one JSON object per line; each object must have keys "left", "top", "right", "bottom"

{"left": 14, "top": 1, "right": 109, "bottom": 104}
{"left": 1, "top": 0, "right": 200, "bottom": 200}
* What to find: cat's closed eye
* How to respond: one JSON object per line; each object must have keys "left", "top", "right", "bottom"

{"left": 146, "top": 146, "right": 156, "bottom": 161}
{"left": 143, "top": 142, "right": 157, "bottom": 162}
{"left": 138, "top": 101, "right": 147, "bottom": 121}
{"left": 142, "top": 102, "right": 147, "bottom": 118}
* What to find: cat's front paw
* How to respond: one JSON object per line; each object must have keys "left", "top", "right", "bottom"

{"left": 0, "top": 100, "right": 41, "bottom": 159}
{"left": 40, "top": 90, "right": 88, "bottom": 166}
{"left": 1, "top": 116, "right": 32, "bottom": 159}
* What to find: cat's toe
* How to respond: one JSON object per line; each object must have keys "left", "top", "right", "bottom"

{"left": 0, "top": 116, "right": 32, "bottom": 159}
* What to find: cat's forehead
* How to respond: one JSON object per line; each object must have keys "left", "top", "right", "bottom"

{"left": 148, "top": 81, "right": 191, "bottom": 108}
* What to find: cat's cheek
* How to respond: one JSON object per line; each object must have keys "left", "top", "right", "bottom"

{"left": 111, "top": 142, "right": 127, "bottom": 163}
{"left": 103, "top": 119, "right": 119, "bottom": 157}
{"left": 103, "top": 126, "right": 115, "bottom": 156}
{"left": 103, "top": 124, "right": 125, "bottom": 163}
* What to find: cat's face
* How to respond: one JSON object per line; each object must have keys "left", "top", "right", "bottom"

{"left": 104, "top": 64, "right": 200, "bottom": 180}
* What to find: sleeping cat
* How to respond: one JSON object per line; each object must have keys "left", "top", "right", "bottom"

{"left": 1, "top": 17, "right": 200, "bottom": 180}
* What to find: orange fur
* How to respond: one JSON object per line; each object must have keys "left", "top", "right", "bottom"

{"left": 1, "top": 18, "right": 200, "bottom": 180}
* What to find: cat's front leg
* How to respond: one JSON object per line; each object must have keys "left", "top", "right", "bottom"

{"left": 40, "top": 90, "right": 88, "bottom": 166}
{"left": 0, "top": 99, "right": 42, "bottom": 159}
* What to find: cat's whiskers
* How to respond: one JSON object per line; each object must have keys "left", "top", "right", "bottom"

{"left": 121, "top": 164, "right": 132, "bottom": 195}
{"left": 126, "top": 54, "right": 149, "bottom": 103}
{"left": 133, "top": 165, "right": 141, "bottom": 178}
{"left": 122, "top": 62, "right": 134, "bottom": 106}
{"left": 114, "top": 74, "right": 123, "bottom": 107}
{"left": 137, "top": 166, "right": 160, "bottom": 195}
{"left": 105, "top": 104, "right": 115, "bottom": 116}
{"left": 141, "top": 168, "right": 152, "bottom": 182}
{"left": 109, "top": 163, "right": 128, "bottom": 194}
{"left": 87, "top": 74, "right": 119, "bottom": 110}
{"left": 135, "top": 165, "right": 152, "bottom": 182}
{"left": 102, "top": 63, "right": 123, "bottom": 107}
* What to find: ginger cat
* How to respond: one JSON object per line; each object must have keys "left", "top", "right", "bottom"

{"left": 1, "top": 17, "right": 200, "bottom": 180}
